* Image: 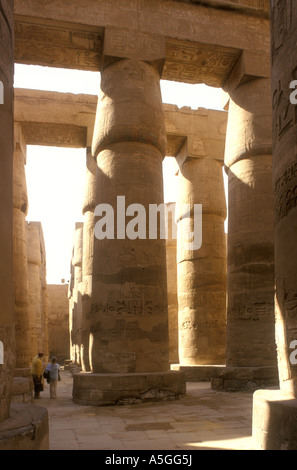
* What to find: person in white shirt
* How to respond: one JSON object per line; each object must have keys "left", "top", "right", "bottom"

{"left": 45, "top": 356, "right": 61, "bottom": 399}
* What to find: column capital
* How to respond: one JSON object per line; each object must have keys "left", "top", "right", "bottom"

{"left": 223, "top": 49, "right": 271, "bottom": 99}
{"left": 175, "top": 134, "right": 225, "bottom": 168}
{"left": 102, "top": 26, "right": 166, "bottom": 75}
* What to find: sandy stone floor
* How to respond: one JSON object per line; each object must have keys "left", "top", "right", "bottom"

{"left": 37, "top": 370, "right": 256, "bottom": 451}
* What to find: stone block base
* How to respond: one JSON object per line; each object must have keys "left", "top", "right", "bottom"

{"left": 170, "top": 364, "right": 225, "bottom": 382}
{"left": 0, "top": 404, "right": 49, "bottom": 450}
{"left": 252, "top": 389, "right": 297, "bottom": 450}
{"left": 12, "top": 377, "right": 33, "bottom": 404}
{"left": 12, "top": 368, "right": 34, "bottom": 404}
{"left": 64, "top": 359, "right": 72, "bottom": 370}
{"left": 73, "top": 371, "right": 186, "bottom": 406}
{"left": 210, "top": 366, "right": 279, "bottom": 392}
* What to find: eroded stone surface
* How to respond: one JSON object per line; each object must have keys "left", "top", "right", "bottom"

{"left": 0, "top": 0, "right": 15, "bottom": 423}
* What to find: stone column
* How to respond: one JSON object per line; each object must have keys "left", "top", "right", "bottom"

{"left": 38, "top": 224, "right": 49, "bottom": 362}
{"left": 252, "top": 2, "right": 297, "bottom": 450}
{"left": 27, "top": 222, "right": 43, "bottom": 360}
{"left": 70, "top": 222, "right": 83, "bottom": 367}
{"left": 68, "top": 250, "right": 75, "bottom": 364}
{"left": 13, "top": 124, "right": 31, "bottom": 369}
{"left": 214, "top": 76, "right": 278, "bottom": 391}
{"left": 165, "top": 203, "right": 179, "bottom": 364}
{"left": 176, "top": 155, "right": 227, "bottom": 367}
{"left": 0, "top": 0, "right": 15, "bottom": 423}
{"left": 73, "top": 28, "right": 185, "bottom": 405}
{"left": 47, "top": 284, "right": 70, "bottom": 363}
{"left": 81, "top": 148, "right": 96, "bottom": 372}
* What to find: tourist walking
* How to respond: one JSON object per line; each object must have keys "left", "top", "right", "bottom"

{"left": 31, "top": 352, "right": 44, "bottom": 399}
{"left": 45, "top": 356, "right": 61, "bottom": 399}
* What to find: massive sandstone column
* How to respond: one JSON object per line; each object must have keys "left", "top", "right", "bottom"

{"left": 73, "top": 28, "right": 185, "bottom": 405}
{"left": 47, "top": 284, "right": 70, "bottom": 363}
{"left": 165, "top": 202, "right": 179, "bottom": 364}
{"left": 13, "top": 124, "right": 31, "bottom": 369}
{"left": 69, "top": 222, "right": 83, "bottom": 367}
{"left": 38, "top": 224, "right": 48, "bottom": 362}
{"left": 81, "top": 148, "right": 96, "bottom": 372}
{"left": 252, "top": 2, "right": 297, "bottom": 450}
{"left": 27, "top": 222, "right": 48, "bottom": 361}
{"left": 176, "top": 155, "right": 227, "bottom": 367}
{"left": 0, "top": 0, "right": 14, "bottom": 423}
{"left": 215, "top": 76, "right": 277, "bottom": 391}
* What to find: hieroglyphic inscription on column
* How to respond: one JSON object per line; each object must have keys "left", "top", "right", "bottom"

{"left": 272, "top": 78, "right": 297, "bottom": 147}
{"left": 271, "top": 0, "right": 292, "bottom": 63}
{"left": 91, "top": 299, "right": 161, "bottom": 317}
{"left": 274, "top": 161, "right": 297, "bottom": 223}
{"left": 227, "top": 303, "right": 274, "bottom": 322}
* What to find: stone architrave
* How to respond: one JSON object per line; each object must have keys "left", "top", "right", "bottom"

{"left": 0, "top": 0, "right": 15, "bottom": 423}
{"left": 176, "top": 154, "right": 227, "bottom": 366}
{"left": 215, "top": 76, "right": 278, "bottom": 391}
{"left": 252, "top": 1, "right": 297, "bottom": 450}
{"left": 73, "top": 28, "right": 185, "bottom": 405}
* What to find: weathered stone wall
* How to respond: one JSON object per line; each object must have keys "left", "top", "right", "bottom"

{"left": 47, "top": 284, "right": 70, "bottom": 364}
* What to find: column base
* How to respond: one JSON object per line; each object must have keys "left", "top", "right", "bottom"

{"left": 210, "top": 366, "right": 279, "bottom": 392}
{"left": 170, "top": 364, "right": 225, "bottom": 382}
{"left": 252, "top": 389, "right": 297, "bottom": 450}
{"left": 0, "top": 403, "right": 49, "bottom": 450}
{"left": 73, "top": 371, "right": 186, "bottom": 406}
